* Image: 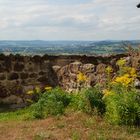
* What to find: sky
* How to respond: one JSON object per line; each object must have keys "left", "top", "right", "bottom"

{"left": 0, "top": 0, "right": 139, "bottom": 40}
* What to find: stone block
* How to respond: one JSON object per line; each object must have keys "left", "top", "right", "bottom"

{"left": 0, "top": 73, "right": 6, "bottom": 80}
{"left": 0, "top": 64, "right": 6, "bottom": 73}
{"left": 1, "top": 95, "right": 23, "bottom": 104}
{"left": 0, "top": 85, "right": 9, "bottom": 98}
{"left": 29, "top": 73, "right": 38, "bottom": 78}
{"left": 8, "top": 73, "right": 19, "bottom": 80}
{"left": 39, "top": 71, "right": 47, "bottom": 75}
{"left": 14, "top": 63, "right": 24, "bottom": 72}
{"left": 20, "top": 73, "right": 29, "bottom": 79}
{"left": 37, "top": 76, "right": 48, "bottom": 83}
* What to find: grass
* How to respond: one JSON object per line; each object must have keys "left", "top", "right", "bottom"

{"left": 0, "top": 107, "right": 33, "bottom": 121}
{"left": 0, "top": 108, "right": 140, "bottom": 140}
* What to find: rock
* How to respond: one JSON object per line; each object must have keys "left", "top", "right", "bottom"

{"left": 52, "top": 65, "right": 61, "bottom": 73}
{"left": 20, "top": 72, "right": 29, "bottom": 79}
{"left": 7, "top": 72, "right": 19, "bottom": 80}
{"left": 32, "top": 55, "right": 42, "bottom": 63}
{"left": 1, "top": 95, "right": 23, "bottom": 104}
{"left": 10, "top": 103, "right": 27, "bottom": 109}
{"left": 39, "top": 71, "right": 47, "bottom": 75}
{"left": 0, "top": 64, "right": 6, "bottom": 73}
{"left": 25, "top": 62, "right": 36, "bottom": 72}
{"left": 40, "top": 60, "right": 51, "bottom": 71}
{"left": 14, "top": 63, "right": 24, "bottom": 72}
{"left": 95, "top": 73, "right": 107, "bottom": 86}
{"left": 37, "top": 76, "right": 49, "bottom": 83}
{"left": 0, "top": 85, "right": 9, "bottom": 98}
{"left": 9, "top": 85, "right": 24, "bottom": 96}
{"left": 134, "top": 79, "right": 140, "bottom": 88}
{"left": 29, "top": 73, "right": 38, "bottom": 78}
{"left": 96, "top": 63, "right": 106, "bottom": 74}
{"left": 0, "top": 73, "right": 6, "bottom": 80}
{"left": 125, "top": 56, "right": 131, "bottom": 66}
{"left": 86, "top": 73, "right": 96, "bottom": 86}
{"left": 110, "top": 58, "right": 117, "bottom": 66}
{"left": 81, "top": 63, "right": 95, "bottom": 74}
{"left": 14, "top": 54, "right": 25, "bottom": 62}
{"left": 69, "top": 61, "right": 82, "bottom": 73}
{"left": 57, "top": 61, "right": 97, "bottom": 92}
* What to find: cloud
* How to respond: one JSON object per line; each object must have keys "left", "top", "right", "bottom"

{"left": 0, "top": 0, "right": 139, "bottom": 40}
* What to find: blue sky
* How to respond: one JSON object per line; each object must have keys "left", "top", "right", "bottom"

{"left": 0, "top": 0, "right": 139, "bottom": 40}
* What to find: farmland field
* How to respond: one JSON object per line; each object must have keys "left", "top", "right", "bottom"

{"left": 0, "top": 40, "right": 140, "bottom": 55}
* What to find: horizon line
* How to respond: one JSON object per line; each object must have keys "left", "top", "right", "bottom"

{"left": 0, "top": 39, "right": 139, "bottom": 42}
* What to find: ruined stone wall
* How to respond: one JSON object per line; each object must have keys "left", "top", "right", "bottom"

{"left": 0, "top": 54, "right": 58, "bottom": 101}
{"left": 0, "top": 53, "right": 127, "bottom": 106}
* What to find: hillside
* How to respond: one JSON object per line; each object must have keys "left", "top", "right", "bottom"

{"left": 0, "top": 40, "right": 140, "bottom": 55}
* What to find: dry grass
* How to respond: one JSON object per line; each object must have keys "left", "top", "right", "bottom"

{"left": 0, "top": 112, "right": 140, "bottom": 140}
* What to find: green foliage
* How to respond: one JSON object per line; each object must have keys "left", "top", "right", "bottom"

{"left": 1, "top": 80, "right": 140, "bottom": 127}
{"left": 70, "top": 87, "right": 105, "bottom": 115}
{"left": 84, "top": 87, "right": 105, "bottom": 115}
{"left": 32, "top": 88, "right": 71, "bottom": 119}
{"left": 105, "top": 88, "right": 140, "bottom": 125}
{"left": 69, "top": 92, "right": 92, "bottom": 114}
{"left": 103, "top": 59, "right": 140, "bottom": 126}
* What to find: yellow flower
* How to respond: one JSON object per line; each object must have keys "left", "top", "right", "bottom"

{"left": 106, "top": 66, "right": 113, "bottom": 73}
{"left": 26, "top": 90, "right": 34, "bottom": 95}
{"left": 45, "top": 86, "right": 52, "bottom": 91}
{"left": 113, "top": 74, "right": 133, "bottom": 86}
{"left": 26, "top": 99, "right": 33, "bottom": 103}
{"left": 130, "top": 68, "right": 137, "bottom": 78}
{"left": 116, "top": 58, "right": 126, "bottom": 67}
{"left": 103, "top": 89, "right": 114, "bottom": 97}
{"left": 35, "top": 87, "right": 41, "bottom": 93}
{"left": 77, "top": 71, "right": 87, "bottom": 82}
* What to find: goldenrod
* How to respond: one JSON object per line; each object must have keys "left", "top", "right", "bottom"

{"left": 26, "top": 99, "right": 33, "bottom": 103}
{"left": 113, "top": 74, "right": 132, "bottom": 86}
{"left": 35, "top": 87, "right": 41, "bottom": 93}
{"left": 77, "top": 71, "right": 87, "bottom": 82}
{"left": 106, "top": 66, "right": 113, "bottom": 74}
{"left": 116, "top": 58, "right": 126, "bottom": 67}
{"left": 45, "top": 86, "right": 52, "bottom": 91}
{"left": 103, "top": 89, "right": 115, "bottom": 97}
{"left": 26, "top": 90, "right": 34, "bottom": 95}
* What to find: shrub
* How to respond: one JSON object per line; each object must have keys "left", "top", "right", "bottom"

{"left": 69, "top": 92, "right": 92, "bottom": 114}
{"left": 103, "top": 58, "right": 140, "bottom": 125}
{"left": 69, "top": 87, "right": 105, "bottom": 115}
{"left": 32, "top": 87, "right": 71, "bottom": 119}
{"left": 84, "top": 87, "right": 105, "bottom": 115}
{"left": 105, "top": 88, "right": 140, "bottom": 125}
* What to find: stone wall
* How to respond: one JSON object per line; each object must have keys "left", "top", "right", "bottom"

{"left": 0, "top": 54, "right": 59, "bottom": 106}
{"left": 0, "top": 53, "right": 127, "bottom": 107}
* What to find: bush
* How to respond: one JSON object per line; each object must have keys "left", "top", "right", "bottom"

{"left": 32, "top": 87, "right": 105, "bottom": 118}
{"left": 69, "top": 92, "right": 92, "bottom": 114}
{"left": 69, "top": 87, "right": 105, "bottom": 115}
{"left": 103, "top": 58, "right": 140, "bottom": 125}
{"left": 32, "top": 87, "right": 71, "bottom": 119}
{"left": 105, "top": 87, "right": 140, "bottom": 125}
{"left": 84, "top": 87, "right": 106, "bottom": 115}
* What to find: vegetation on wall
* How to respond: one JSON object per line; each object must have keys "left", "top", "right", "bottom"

{"left": 1, "top": 56, "right": 140, "bottom": 128}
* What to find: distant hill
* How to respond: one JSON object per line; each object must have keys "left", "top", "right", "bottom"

{"left": 0, "top": 40, "right": 140, "bottom": 55}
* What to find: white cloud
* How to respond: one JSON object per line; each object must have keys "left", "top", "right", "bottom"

{"left": 0, "top": 0, "right": 139, "bottom": 40}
